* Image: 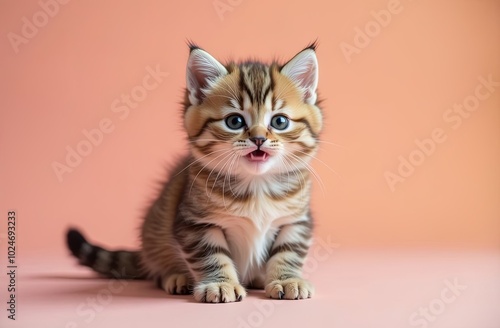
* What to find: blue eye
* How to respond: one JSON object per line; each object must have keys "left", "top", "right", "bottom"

{"left": 271, "top": 115, "right": 289, "bottom": 130}
{"left": 225, "top": 114, "right": 246, "bottom": 130}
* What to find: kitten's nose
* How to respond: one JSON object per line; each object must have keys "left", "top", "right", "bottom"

{"left": 249, "top": 137, "right": 267, "bottom": 147}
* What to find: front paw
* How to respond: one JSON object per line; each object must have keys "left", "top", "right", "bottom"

{"left": 265, "top": 278, "right": 313, "bottom": 300}
{"left": 194, "top": 281, "right": 247, "bottom": 303}
{"left": 160, "top": 273, "right": 190, "bottom": 295}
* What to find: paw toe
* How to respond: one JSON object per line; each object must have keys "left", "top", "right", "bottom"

{"left": 265, "top": 278, "right": 313, "bottom": 300}
{"left": 161, "top": 273, "right": 190, "bottom": 295}
{"left": 194, "top": 281, "right": 246, "bottom": 303}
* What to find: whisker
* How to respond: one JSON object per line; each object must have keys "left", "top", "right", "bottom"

{"left": 286, "top": 151, "right": 326, "bottom": 196}
{"left": 186, "top": 139, "right": 231, "bottom": 144}
{"left": 221, "top": 156, "right": 233, "bottom": 209}
{"left": 210, "top": 153, "right": 238, "bottom": 196}
{"left": 283, "top": 156, "right": 306, "bottom": 197}
{"left": 174, "top": 148, "right": 230, "bottom": 177}
{"left": 205, "top": 152, "right": 234, "bottom": 198}
{"left": 226, "top": 153, "right": 240, "bottom": 197}
{"left": 276, "top": 156, "right": 286, "bottom": 192}
{"left": 292, "top": 149, "right": 344, "bottom": 185}
{"left": 189, "top": 149, "right": 234, "bottom": 196}
{"left": 221, "top": 153, "right": 240, "bottom": 209}
{"left": 278, "top": 155, "right": 294, "bottom": 194}
{"left": 315, "top": 140, "right": 349, "bottom": 149}
{"left": 208, "top": 152, "right": 237, "bottom": 199}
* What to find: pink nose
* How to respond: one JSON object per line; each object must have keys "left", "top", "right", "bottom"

{"left": 249, "top": 137, "right": 266, "bottom": 147}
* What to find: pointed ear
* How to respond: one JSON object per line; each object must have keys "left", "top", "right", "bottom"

{"left": 280, "top": 47, "right": 319, "bottom": 105}
{"left": 186, "top": 48, "right": 228, "bottom": 105}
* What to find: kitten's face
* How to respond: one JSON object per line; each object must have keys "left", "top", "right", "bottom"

{"left": 184, "top": 46, "right": 322, "bottom": 178}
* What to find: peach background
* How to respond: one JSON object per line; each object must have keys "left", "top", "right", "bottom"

{"left": 1, "top": 0, "right": 499, "bottom": 255}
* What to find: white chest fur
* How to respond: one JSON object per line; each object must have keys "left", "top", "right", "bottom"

{"left": 198, "top": 175, "right": 308, "bottom": 283}
{"left": 220, "top": 181, "right": 304, "bottom": 284}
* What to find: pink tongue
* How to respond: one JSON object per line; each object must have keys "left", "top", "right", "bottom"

{"left": 248, "top": 150, "right": 268, "bottom": 162}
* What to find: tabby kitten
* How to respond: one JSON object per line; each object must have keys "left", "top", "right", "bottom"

{"left": 67, "top": 43, "right": 323, "bottom": 303}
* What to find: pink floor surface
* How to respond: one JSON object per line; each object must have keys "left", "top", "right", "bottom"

{"left": 2, "top": 249, "right": 499, "bottom": 328}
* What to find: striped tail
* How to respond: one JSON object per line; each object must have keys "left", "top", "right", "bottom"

{"left": 66, "top": 228, "right": 145, "bottom": 279}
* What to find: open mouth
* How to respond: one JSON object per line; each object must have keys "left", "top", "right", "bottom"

{"left": 245, "top": 149, "right": 269, "bottom": 162}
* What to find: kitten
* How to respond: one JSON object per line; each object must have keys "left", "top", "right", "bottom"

{"left": 67, "top": 42, "right": 323, "bottom": 303}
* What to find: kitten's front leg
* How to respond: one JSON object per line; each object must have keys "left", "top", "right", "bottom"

{"left": 178, "top": 223, "right": 246, "bottom": 303}
{"left": 265, "top": 220, "right": 314, "bottom": 300}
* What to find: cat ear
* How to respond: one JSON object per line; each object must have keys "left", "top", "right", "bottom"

{"left": 186, "top": 47, "right": 228, "bottom": 105}
{"left": 280, "top": 46, "right": 319, "bottom": 105}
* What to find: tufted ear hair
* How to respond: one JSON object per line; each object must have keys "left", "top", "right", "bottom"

{"left": 280, "top": 45, "right": 319, "bottom": 105}
{"left": 186, "top": 46, "right": 228, "bottom": 105}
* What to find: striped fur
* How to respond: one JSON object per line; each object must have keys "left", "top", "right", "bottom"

{"left": 67, "top": 43, "right": 323, "bottom": 302}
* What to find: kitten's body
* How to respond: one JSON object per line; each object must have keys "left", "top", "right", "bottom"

{"left": 67, "top": 44, "right": 322, "bottom": 303}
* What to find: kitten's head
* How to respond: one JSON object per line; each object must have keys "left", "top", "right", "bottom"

{"left": 183, "top": 43, "right": 322, "bottom": 177}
